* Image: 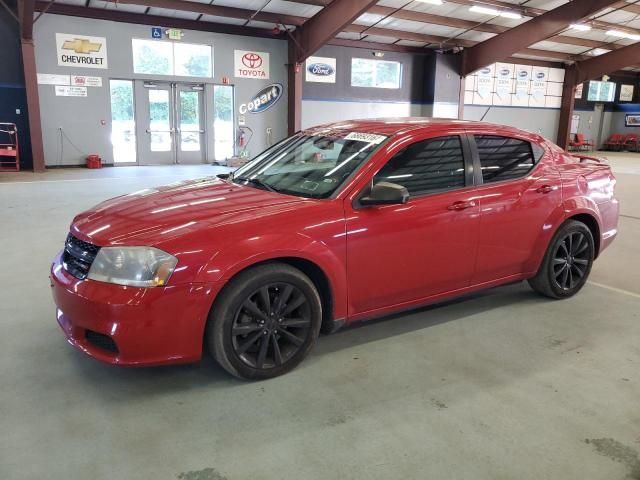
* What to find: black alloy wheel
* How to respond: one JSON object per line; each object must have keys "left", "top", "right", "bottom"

{"left": 528, "top": 220, "right": 595, "bottom": 299}
{"left": 206, "top": 263, "right": 322, "bottom": 380}
{"left": 551, "top": 232, "right": 590, "bottom": 291}
{"left": 231, "top": 283, "right": 312, "bottom": 370}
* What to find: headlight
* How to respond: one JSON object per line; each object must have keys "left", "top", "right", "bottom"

{"left": 87, "top": 247, "right": 178, "bottom": 287}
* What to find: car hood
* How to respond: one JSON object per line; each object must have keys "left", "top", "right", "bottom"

{"left": 70, "top": 177, "right": 305, "bottom": 246}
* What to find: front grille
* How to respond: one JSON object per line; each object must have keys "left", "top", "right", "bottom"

{"left": 62, "top": 233, "right": 100, "bottom": 280}
{"left": 85, "top": 330, "right": 119, "bottom": 354}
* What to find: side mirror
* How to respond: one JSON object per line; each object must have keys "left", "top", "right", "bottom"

{"left": 216, "top": 173, "right": 230, "bottom": 180}
{"left": 359, "top": 181, "right": 410, "bottom": 206}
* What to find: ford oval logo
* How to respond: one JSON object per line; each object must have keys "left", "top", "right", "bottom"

{"left": 536, "top": 72, "right": 546, "bottom": 79}
{"left": 239, "top": 83, "right": 283, "bottom": 115}
{"left": 480, "top": 67, "right": 492, "bottom": 74}
{"left": 518, "top": 70, "right": 528, "bottom": 78}
{"left": 499, "top": 68, "right": 510, "bottom": 76}
{"left": 308, "top": 63, "right": 334, "bottom": 76}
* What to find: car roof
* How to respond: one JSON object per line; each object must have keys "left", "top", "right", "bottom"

{"left": 304, "top": 117, "right": 542, "bottom": 142}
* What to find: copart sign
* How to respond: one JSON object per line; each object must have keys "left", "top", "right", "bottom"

{"left": 239, "top": 84, "right": 283, "bottom": 114}
{"left": 235, "top": 50, "right": 270, "bottom": 79}
{"left": 56, "top": 33, "right": 108, "bottom": 69}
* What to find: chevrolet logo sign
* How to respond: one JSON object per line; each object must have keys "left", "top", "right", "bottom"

{"left": 62, "top": 39, "right": 102, "bottom": 54}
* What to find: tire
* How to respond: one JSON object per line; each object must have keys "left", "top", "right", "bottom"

{"left": 206, "top": 263, "right": 322, "bottom": 380}
{"left": 528, "top": 220, "right": 595, "bottom": 299}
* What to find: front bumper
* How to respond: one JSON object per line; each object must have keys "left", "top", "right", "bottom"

{"left": 50, "top": 251, "right": 221, "bottom": 366}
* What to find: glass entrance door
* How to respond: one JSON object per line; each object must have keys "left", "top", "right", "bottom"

{"left": 138, "top": 82, "right": 205, "bottom": 165}
{"left": 176, "top": 84, "right": 205, "bottom": 164}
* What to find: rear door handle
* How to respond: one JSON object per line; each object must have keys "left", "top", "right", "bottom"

{"left": 536, "top": 185, "right": 557, "bottom": 194}
{"left": 447, "top": 200, "right": 477, "bottom": 211}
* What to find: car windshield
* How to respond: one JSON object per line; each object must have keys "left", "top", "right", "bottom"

{"left": 231, "top": 131, "right": 388, "bottom": 199}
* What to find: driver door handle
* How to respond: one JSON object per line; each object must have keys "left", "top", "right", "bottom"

{"left": 447, "top": 200, "right": 477, "bottom": 211}
{"left": 536, "top": 185, "right": 557, "bottom": 194}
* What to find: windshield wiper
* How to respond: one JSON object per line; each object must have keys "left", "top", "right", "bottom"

{"left": 234, "top": 176, "right": 280, "bottom": 193}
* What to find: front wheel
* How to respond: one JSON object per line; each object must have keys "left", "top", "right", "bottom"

{"left": 206, "top": 263, "right": 322, "bottom": 380}
{"left": 528, "top": 220, "right": 595, "bottom": 299}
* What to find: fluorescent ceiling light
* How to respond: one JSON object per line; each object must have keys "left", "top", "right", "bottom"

{"left": 570, "top": 24, "right": 591, "bottom": 32}
{"left": 470, "top": 5, "right": 500, "bottom": 15}
{"left": 606, "top": 29, "right": 640, "bottom": 40}
{"left": 589, "top": 48, "right": 611, "bottom": 56}
{"left": 606, "top": 29, "right": 627, "bottom": 38}
{"left": 414, "top": 0, "right": 444, "bottom": 4}
{"left": 469, "top": 5, "right": 522, "bottom": 19}
{"left": 500, "top": 11, "right": 522, "bottom": 19}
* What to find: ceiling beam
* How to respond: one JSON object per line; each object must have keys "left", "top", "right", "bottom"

{"left": 445, "top": 0, "right": 640, "bottom": 35}
{"left": 103, "top": 0, "right": 307, "bottom": 26}
{"left": 292, "top": 0, "right": 378, "bottom": 63}
{"left": 343, "top": 25, "right": 586, "bottom": 62}
{"left": 328, "top": 38, "right": 428, "bottom": 54}
{"left": 573, "top": 41, "right": 640, "bottom": 84}
{"left": 34, "top": 2, "right": 287, "bottom": 39}
{"left": 366, "top": 5, "right": 610, "bottom": 50}
{"left": 460, "top": 0, "right": 622, "bottom": 76}
{"left": 287, "top": 0, "right": 332, "bottom": 6}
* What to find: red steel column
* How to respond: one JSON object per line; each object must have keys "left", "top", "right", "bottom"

{"left": 557, "top": 66, "right": 577, "bottom": 150}
{"left": 287, "top": 41, "right": 302, "bottom": 135}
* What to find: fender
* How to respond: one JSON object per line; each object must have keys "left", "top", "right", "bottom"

{"left": 195, "top": 232, "right": 348, "bottom": 321}
{"left": 522, "top": 201, "right": 567, "bottom": 274}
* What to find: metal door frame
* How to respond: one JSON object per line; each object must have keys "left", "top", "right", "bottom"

{"left": 135, "top": 80, "right": 206, "bottom": 165}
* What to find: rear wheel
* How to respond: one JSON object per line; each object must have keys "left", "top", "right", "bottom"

{"left": 206, "top": 263, "right": 322, "bottom": 380}
{"left": 528, "top": 220, "right": 595, "bottom": 299}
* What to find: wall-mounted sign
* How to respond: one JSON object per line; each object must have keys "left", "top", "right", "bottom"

{"left": 37, "top": 73, "right": 70, "bottom": 85}
{"left": 466, "top": 63, "right": 564, "bottom": 109}
{"left": 56, "top": 33, "right": 108, "bottom": 69}
{"left": 234, "top": 50, "right": 270, "bottom": 79}
{"left": 571, "top": 114, "right": 580, "bottom": 135}
{"left": 620, "top": 84, "right": 635, "bottom": 102}
{"left": 239, "top": 83, "right": 282, "bottom": 114}
{"left": 575, "top": 83, "right": 584, "bottom": 99}
{"left": 475, "top": 64, "right": 494, "bottom": 102}
{"left": 71, "top": 75, "right": 102, "bottom": 87}
{"left": 55, "top": 86, "right": 88, "bottom": 97}
{"left": 494, "top": 62, "right": 514, "bottom": 105}
{"left": 167, "top": 28, "right": 183, "bottom": 40}
{"left": 530, "top": 67, "right": 548, "bottom": 107}
{"left": 151, "top": 27, "right": 162, "bottom": 39}
{"left": 625, "top": 114, "right": 640, "bottom": 127}
{"left": 305, "top": 56, "right": 336, "bottom": 83}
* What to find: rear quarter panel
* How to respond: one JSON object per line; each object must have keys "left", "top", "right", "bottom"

{"left": 553, "top": 148, "right": 619, "bottom": 254}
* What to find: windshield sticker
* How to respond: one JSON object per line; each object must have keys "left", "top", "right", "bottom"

{"left": 344, "top": 132, "right": 387, "bottom": 144}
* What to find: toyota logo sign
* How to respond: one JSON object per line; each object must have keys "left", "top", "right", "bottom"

{"left": 235, "top": 50, "right": 270, "bottom": 79}
{"left": 242, "top": 52, "right": 263, "bottom": 69}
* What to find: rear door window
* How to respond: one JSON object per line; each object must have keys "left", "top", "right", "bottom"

{"left": 473, "top": 135, "right": 539, "bottom": 184}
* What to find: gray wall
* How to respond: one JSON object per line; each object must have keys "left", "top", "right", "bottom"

{"left": 463, "top": 105, "right": 560, "bottom": 141}
{"left": 609, "top": 111, "right": 640, "bottom": 137}
{"left": 33, "top": 14, "right": 288, "bottom": 166}
{"left": 301, "top": 45, "right": 432, "bottom": 129}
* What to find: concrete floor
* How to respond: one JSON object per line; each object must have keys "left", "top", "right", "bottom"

{"left": 1, "top": 153, "right": 639, "bottom": 480}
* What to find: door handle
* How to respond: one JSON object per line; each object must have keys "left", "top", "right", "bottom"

{"left": 536, "top": 185, "right": 557, "bottom": 194}
{"left": 447, "top": 200, "right": 477, "bottom": 211}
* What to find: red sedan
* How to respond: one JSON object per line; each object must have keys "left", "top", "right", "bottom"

{"left": 50, "top": 119, "right": 619, "bottom": 379}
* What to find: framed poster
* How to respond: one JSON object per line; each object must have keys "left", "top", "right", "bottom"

{"left": 625, "top": 114, "right": 640, "bottom": 127}
{"left": 620, "top": 84, "right": 635, "bottom": 102}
